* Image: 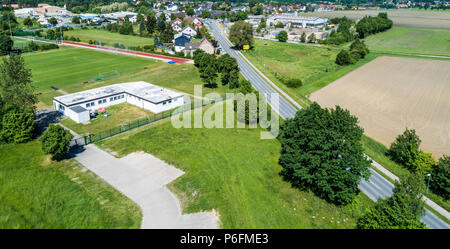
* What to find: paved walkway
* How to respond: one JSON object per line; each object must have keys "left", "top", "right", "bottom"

{"left": 73, "top": 144, "right": 219, "bottom": 229}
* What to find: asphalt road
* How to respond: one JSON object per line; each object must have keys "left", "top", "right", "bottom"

{"left": 205, "top": 20, "right": 298, "bottom": 120}
{"left": 206, "top": 20, "right": 449, "bottom": 229}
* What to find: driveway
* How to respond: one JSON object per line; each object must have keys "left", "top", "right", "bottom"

{"left": 73, "top": 144, "right": 219, "bottom": 229}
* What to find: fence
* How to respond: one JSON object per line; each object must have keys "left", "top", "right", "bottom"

{"left": 71, "top": 96, "right": 230, "bottom": 146}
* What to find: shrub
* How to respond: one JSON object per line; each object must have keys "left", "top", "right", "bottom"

{"left": 40, "top": 124, "right": 74, "bottom": 160}
{"left": 0, "top": 108, "right": 35, "bottom": 143}
{"left": 284, "top": 78, "right": 302, "bottom": 88}
{"left": 335, "top": 49, "right": 354, "bottom": 65}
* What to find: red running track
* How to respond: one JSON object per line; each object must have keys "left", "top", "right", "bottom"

{"left": 62, "top": 41, "right": 190, "bottom": 64}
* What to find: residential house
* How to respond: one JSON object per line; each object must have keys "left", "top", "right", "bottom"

{"left": 182, "top": 26, "right": 197, "bottom": 37}
{"left": 184, "top": 38, "right": 215, "bottom": 56}
{"left": 174, "top": 33, "right": 191, "bottom": 52}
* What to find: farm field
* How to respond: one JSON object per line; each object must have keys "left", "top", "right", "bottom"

{"left": 0, "top": 141, "right": 141, "bottom": 228}
{"left": 97, "top": 103, "right": 374, "bottom": 228}
{"left": 245, "top": 39, "right": 378, "bottom": 106}
{"left": 303, "top": 9, "right": 450, "bottom": 28}
{"left": 60, "top": 103, "right": 157, "bottom": 136}
{"left": 362, "top": 26, "right": 450, "bottom": 56}
{"left": 23, "top": 47, "right": 231, "bottom": 108}
{"left": 310, "top": 56, "right": 450, "bottom": 158}
{"left": 62, "top": 28, "right": 154, "bottom": 48}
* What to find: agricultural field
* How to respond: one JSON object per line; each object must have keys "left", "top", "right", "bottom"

{"left": 303, "top": 9, "right": 450, "bottom": 28}
{"left": 62, "top": 28, "right": 154, "bottom": 48}
{"left": 310, "top": 56, "right": 450, "bottom": 158}
{"left": 97, "top": 103, "right": 374, "bottom": 228}
{"left": 245, "top": 39, "right": 378, "bottom": 105}
{"left": 362, "top": 26, "right": 450, "bottom": 56}
{"left": 0, "top": 141, "right": 141, "bottom": 228}
{"left": 60, "top": 103, "right": 157, "bottom": 136}
{"left": 23, "top": 46, "right": 230, "bottom": 108}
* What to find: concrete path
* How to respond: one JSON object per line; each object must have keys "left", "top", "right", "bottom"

{"left": 73, "top": 144, "right": 219, "bottom": 229}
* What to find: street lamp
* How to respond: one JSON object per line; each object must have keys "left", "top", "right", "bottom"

{"left": 426, "top": 173, "right": 431, "bottom": 193}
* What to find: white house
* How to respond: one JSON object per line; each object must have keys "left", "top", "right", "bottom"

{"left": 182, "top": 26, "right": 197, "bottom": 36}
{"left": 53, "top": 81, "right": 184, "bottom": 123}
{"left": 172, "top": 23, "right": 183, "bottom": 32}
{"left": 167, "top": 4, "right": 179, "bottom": 12}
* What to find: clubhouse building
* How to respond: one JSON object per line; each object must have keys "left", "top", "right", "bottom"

{"left": 53, "top": 81, "right": 184, "bottom": 123}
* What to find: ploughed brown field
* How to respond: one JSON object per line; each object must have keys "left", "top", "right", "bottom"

{"left": 303, "top": 10, "right": 450, "bottom": 28}
{"left": 310, "top": 56, "right": 450, "bottom": 158}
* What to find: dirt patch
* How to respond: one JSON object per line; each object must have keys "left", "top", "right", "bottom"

{"left": 310, "top": 56, "right": 450, "bottom": 158}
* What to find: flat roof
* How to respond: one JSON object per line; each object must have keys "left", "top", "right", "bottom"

{"left": 54, "top": 81, "right": 184, "bottom": 106}
{"left": 70, "top": 106, "right": 88, "bottom": 113}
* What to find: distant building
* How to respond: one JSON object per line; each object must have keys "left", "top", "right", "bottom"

{"left": 184, "top": 38, "right": 215, "bottom": 56}
{"left": 53, "top": 82, "right": 184, "bottom": 123}
{"left": 182, "top": 26, "right": 197, "bottom": 37}
{"left": 174, "top": 33, "right": 191, "bottom": 52}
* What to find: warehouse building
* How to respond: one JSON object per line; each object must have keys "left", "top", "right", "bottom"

{"left": 53, "top": 81, "right": 184, "bottom": 123}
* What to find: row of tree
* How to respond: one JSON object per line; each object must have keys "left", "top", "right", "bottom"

{"left": 278, "top": 102, "right": 433, "bottom": 228}
{"left": 193, "top": 50, "right": 240, "bottom": 89}
{"left": 388, "top": 128, "right": 449, "bottom": 200}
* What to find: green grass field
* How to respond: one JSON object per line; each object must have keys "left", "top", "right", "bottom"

{"left": 245, "top": 39, "right": 378, "bottom": 106}
{"left": 63, "top": 29, "right": 154, "bottom": 48}
{"left": 362, "top": 26, "right": 450, "bottom": 56}
{"left": 60, "top": 103, "right": 157, "bottom": 136}
{"left": 97, "top": 103, "right": 374, "bottom": 228}
{"left": 0, "top": 141, "right": 141, "bottom": 228}
{"left": 24, "top": 46, "right": 232, "bottom": 108}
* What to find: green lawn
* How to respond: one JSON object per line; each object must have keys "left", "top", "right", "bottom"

{"left": 60, "top": 103, "right": 157, "bottom": 136}
{"left": 97, "top": 103, "right": 374, "bottom": 228}
{"left": 362, "top": 26, "right": 450, "bottom": 56}
{"left": 245, "top": 39, "right": 378, "bottom": 106}
{"left": 0, "top": 141, "right": 141, "bottom": 228}
{"left": 63, "top": 28, "right": 154, "bottom": 48}
{"left": 24, "top": 46, "right": 232, "bottom": 108}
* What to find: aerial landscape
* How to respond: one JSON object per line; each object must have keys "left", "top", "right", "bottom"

{"left": 0, "top": 0, "right": 449, "bottom": 241}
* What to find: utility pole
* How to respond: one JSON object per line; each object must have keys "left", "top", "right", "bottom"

{"left": 426, "top": 173, "right": 431, "bottom": 193}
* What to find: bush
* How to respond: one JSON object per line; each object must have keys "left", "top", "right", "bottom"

{"left": 350, "top": 38, "right": 369, "bottom": 59}
{"left": 335, "top": 49, "right": 354, "bottom": 65}
{"left": 40, "top": 124, "right": 74, "bottom": 160}
{"left": 0, "top": 108, "right": 35, "bottom": 144}
{"left": 284, "top": 78, "right": 302, "bottom": 88}
{"left": 416, "top": 151, "right": 436, "bottom": 175}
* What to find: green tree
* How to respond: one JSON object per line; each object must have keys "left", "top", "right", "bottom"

{"left": 186, "top": 8, "right": 195, "bottom": 16}
{"left": 0, "top": 107, "right": 35, "bottom": 143}
{"left": 40, "top": 124, "right": 74, "bottom": 160}
{"left": 349, "top": 38, "right": 369, "bottom": 59}
{"left": 23, "top": 16, "right": 34, "bottom": 26}
{"left": 229, "top": 21, "right": 254, "bottom": 49}
{"left": 49, "top": 17, "right": 58, "bottom": 26}
{"left": 0, "top": 35, "right": 13, "bottom": 55}
{"left": 145, "top": 13, "right": 157, "bottom": 35}
{"left": 300, "top": 32, "right": 306, "bottom": 43}
{"left": 388, "top": 128, "right": 422, "bottom": 172}
{"left": 279, "top": 103, "right": 371, "bottom": 205}
{"left": 416, "top": 151, "right": 436, "bottom": 175}
{"left": 357, "top": 174, "right": 427, "bottom": 229}
{"left": 430, "top": 155, "right": 449, "bottom": 200}
{"left": 277, "top": 30, "right": 288, "bottom": 42}
{"left": 307, "top": 33, "right": 316, "bottom": 43}
{"left": 201, "top": 10, "right": 211, "bottom": 18}
{"left": 0, "top": 54, "right": 36, "bottom": 110}
{"left": 71, "top": 16, "right": 81, "bottom": 24}
{"left": 159, "top": 25, "right": 174, "bottom": 43}
{"left": 335, "top": 49, "right": 354, "bottom": 65}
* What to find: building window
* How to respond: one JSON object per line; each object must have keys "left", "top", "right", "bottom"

{"left": 91, "top": 102, "right": 95, "bottom": 106}
{"left": 102, "top": 99, "right": 106, "bottom": 103}
{"left": 121, "top": 94, "right": 124, "bottom": 98}
{"left": 86, "top": 103, "right": 90, "bottom": 107}
{"left": 168, "top": 100, "right": 172, "bottom": 103}
{"left": 114, "top": 96, "right": 117, "bottom": 100}
{"left": 98, "top": 100, "right": 102, "bottom": 104}
{"left": 110, "top": 97, "right": 113, "bottom": 101}
{"left": 163, "top": 101, "right": 166, "bottom": 105}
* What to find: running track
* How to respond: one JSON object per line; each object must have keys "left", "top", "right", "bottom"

{"left": 62, "top": 40, "right": 190, "bottom": 63}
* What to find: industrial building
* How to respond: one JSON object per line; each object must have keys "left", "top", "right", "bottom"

{"left": 53, "top": 81, "right": 184, "bottom": 123}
